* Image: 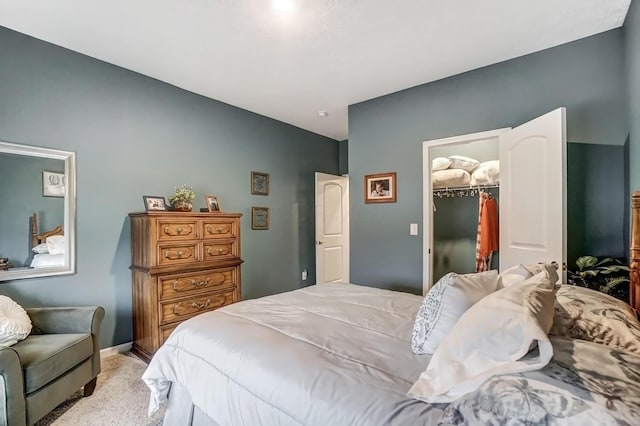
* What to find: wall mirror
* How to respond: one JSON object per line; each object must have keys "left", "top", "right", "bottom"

{"left": 0, "top": 140, "right": 76, "bottom": 282}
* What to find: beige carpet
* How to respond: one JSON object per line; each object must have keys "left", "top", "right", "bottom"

{"left": 35, "top": 352, "right": 166, "bottom": 426}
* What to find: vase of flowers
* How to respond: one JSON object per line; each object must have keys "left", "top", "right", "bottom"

{"left": 168, "top": 185, "right": 195, "bottom": 212}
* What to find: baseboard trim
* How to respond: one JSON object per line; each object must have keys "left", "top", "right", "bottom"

{"left": 100, "top": 341, "right": 132, "bottom": 359}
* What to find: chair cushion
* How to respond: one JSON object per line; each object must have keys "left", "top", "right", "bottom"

{"left": 12, "top": 333, "right": 93, "bottom": 393}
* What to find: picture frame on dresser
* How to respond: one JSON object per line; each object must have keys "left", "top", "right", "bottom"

{"left": 142, "top": 195, "right": 168, "bottom": 211}
{"left": 205, "top": 194, "right": 221, "bottom": 212}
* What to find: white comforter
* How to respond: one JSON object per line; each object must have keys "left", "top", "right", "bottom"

{"left": 143, "top": 284, "right": 444, "bottom": 425}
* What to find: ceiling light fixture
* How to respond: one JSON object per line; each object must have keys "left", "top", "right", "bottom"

{"left": 318, "top": 111, "right": 328, "bottom": 117}
{"left": 273, "top": 0, "right": 294, "bottom": 12}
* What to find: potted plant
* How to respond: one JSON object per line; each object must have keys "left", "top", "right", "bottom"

{"left": 168, "top": 185, "right": 195, "bottom": 212}
{"left": 567, "top": 255, "right": 630, "bottom": 302}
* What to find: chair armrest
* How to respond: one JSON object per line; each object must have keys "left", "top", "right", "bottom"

{"left": 0, "top": 347, "right": 26, "bottom": 426}
{"left": 27, "top": 306, "right": 105, "bottom": 336}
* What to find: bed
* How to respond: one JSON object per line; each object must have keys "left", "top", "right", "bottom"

{"left": 29, "top": 212, "right": 65, "bottom": 268}
{"left": 143, "top": 192, "right": 640, "bottom": 425}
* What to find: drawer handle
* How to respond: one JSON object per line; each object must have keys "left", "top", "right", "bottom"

{"left": 171, "top": 277, "right": 211, "bottom": 291}
{"left": 164, "top": 250, "right": 185, "bottom": 259}
{"left": 206, "top": 225, "right": 224, "bottom": 234}
{"left": 177, "top": 227, "right": 183, "bottom": 234}
{"left": 164, "top": 226, "right": 169, "bottom": 234}
{"left": 172, "top": 299, "right": 211, "bottom": 315}
{"left": 192, "top": 299, "right": 211, "bottom": 310}
{"left": 217, "top": 248, "right": 223, "bottom": 254}
{"left": 191, "top": 277, "right": 211, "bottom": 287}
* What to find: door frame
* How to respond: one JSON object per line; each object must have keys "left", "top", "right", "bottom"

{"left": 315, "top": 172, "right": 350, "bottom": 284}
{"left": 422, "top": 128, "right": 510, "bottom": 295}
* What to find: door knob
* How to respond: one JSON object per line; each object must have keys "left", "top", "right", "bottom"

{"left": 316, "top": 241, "right": 323, "bottom": 245}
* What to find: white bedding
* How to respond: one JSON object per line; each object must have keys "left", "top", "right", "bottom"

{"left": 142, "top": 284, "right": 444, "bottom": 425}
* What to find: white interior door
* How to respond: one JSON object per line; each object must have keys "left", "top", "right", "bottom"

{"left": 315, "top": 172, "right": 349, "bottom": 284}
{"left": 499, "top": 107, "right": 567, "bottom": 282}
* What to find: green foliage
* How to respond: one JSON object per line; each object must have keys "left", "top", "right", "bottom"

{"left": 568, "top": 255, "right": 630, "bottom": 302}
{"left": 168, "top": 184, "right": 195, "bottom": 205}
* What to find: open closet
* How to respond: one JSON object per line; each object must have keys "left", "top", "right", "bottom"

{"left": 422, "top": 108, "right": 567, "bottom": 294}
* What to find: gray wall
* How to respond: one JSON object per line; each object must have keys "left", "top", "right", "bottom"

{"left": 626, "top": 0, "right": 640, "bottom": 195}
{"left": 0, "top": 27, "right": 339, "bottom": 348}
{"left": 349, "top": 29, "right": 628, "bottom": 294}
{"left": 0, "top": 155, "right": 65, "bottom": 266}
{"left": 566, "top": 143, "right": 627, "bottom": 267}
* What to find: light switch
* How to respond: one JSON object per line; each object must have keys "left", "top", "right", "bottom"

{"left": 410, "top": 223, "right": 418, "bottom": 235}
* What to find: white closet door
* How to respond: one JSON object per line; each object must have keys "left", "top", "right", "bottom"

{"left": 499, "top": 107, "right": 566, "bottom": 282}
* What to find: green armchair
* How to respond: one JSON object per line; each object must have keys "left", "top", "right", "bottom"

{"left": 0, "top": 306, "right": 105, "bottom": 426}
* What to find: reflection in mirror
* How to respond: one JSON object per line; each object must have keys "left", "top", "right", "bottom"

{"left": 0, "top": 141, "right": 76, "bottom": 281}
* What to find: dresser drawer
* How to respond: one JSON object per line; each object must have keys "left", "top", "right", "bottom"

{"left": 160, "top": 290, "right": 235, "bottom": 325}
{"left": 157, "top": 243, "right": 199, "bottom": 266}
{"left": 202, "top": 219, "right": 237, "bottom": 239}
{"left": 161, "top": 323, "right": 179, "bottom": 345}
{"left": 159, "top": 268, "right": 237, "bottom": 301}
{"left": 157, "top": 220, "right": 198, "bottom": 241}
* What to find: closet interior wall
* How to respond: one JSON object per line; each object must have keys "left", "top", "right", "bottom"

{"left": 430, "top": 140, "right": 499, "bottom": 283}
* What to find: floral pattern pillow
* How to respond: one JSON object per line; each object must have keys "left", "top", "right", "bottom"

{"left": 549, "top": 285, "right": 640, "bottom": 354}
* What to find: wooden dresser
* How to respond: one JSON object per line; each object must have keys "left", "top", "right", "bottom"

{"left": 129, "top": 211, "right": 243, "bottom": 362}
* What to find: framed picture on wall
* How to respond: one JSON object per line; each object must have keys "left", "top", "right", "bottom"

{"left": 364, "top": 172, "right": 396, "bottom": 203}
{"left": 42, "top": 170, "right": 65, "bottom": 198}
{"left": 251, "top": 171, "right": 269, "bottom": 195}
{"left": 251, "top": 206, "right": 270, "bottom": 230}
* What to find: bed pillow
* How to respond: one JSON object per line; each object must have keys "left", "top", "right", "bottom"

{"left": 549, "top": 285, "right": 640, "bottom": 354}
{"left": 408, "top": 270, "right": 556, "bottom": 403}
{"left": 32, "top": 243, "right": 49, "bottom": 254}
{"left": 432, "top": 169, "right": 471, "bottom": 189}
{"left": 411, "top": 270, "right": 499, "bottom": 355}
{"left": 46, "top": 235, "right": 65, "bottom": 255}
{"left": 432, "top": 157, "right": 452, "bottom": 171}
{"left": 498, "top": 264, "right": 533, "bottom": 288}
{"left": 448, "top": 155, "right": 479, "bottom": 172}
{"left": 0, "top": 296, "right": 32, "bottom": 347}
{"left": 470, "top": 160, "right": 500, "bottom": 185}
{"left": 498, "top": 263, "right": 559, "bottom": 289}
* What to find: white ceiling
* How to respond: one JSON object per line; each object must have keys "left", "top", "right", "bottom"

{"left": 0, "top": 0, "right": 631, "bottom": 141}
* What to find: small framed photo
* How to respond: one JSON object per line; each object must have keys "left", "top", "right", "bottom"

{"left": 143, "top": 195, "right": 168, "bottom": 211}
{"left": 251, "top": 206, "right": 270, "bottom": 230}
{"left": 364, "top": 172, "right": 397, "bottom": 204}
{"left": 251, "top": 171, "right": 269, "bottom": 195}
{"left": 42, "top": 170, "right": 65, "bottom": 197}
{"left": 205, "top": 194, "right": 222, "bottom": 212}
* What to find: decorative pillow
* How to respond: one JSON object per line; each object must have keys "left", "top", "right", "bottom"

{"left": 408, "top": 270, "right": 556, "bottom": 403}
{"left": 46, "top": 235, "right": 65, "bottom": 255}
{"left": 470, "top": 160, "right": 500, "bottom": 185}
{"left": 549, "top": 285, "right": 640, "bottom": 354}
{"left": 432, "top": 157, "right": 452, "bottom": 171}
{"left": 0, "top": 296, "right": 32, "bottom": 347}
{"left": 432, "top": 169, "right": 471, "bottom": 189}
{"left": 411, "top": 270, "right": 499, "bottom": 355}
{"left": 448, "top": 155, "right": 479, "bottom": 172}
{"left": 32, "top": 243, "right": 49, "bottom": 254}
{"left": 498, "top": 264, "right": 533, "bottom": 288}
{"left": 498, "top": 263, "right": 559, "bottom": 289}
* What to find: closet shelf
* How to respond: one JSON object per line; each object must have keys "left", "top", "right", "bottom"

{"left": 433, "top": 184, "right": 499, "bottom": 198}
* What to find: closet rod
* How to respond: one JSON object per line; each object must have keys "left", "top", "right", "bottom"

{"left": 433, "top": 184, "right": 499, "bottom": 198}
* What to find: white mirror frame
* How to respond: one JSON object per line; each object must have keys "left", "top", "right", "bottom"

{"left": 0, "top": 141, "right": 76, "bottom": 281}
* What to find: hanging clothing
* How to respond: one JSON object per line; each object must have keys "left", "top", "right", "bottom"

{"left": 475, "top": 192, "right": 499, "bottom": 272}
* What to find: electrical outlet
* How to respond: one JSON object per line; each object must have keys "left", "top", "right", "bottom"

{"left": 410, "top": 223, "right": 418, "bottom": 235}
{"left": 302, "top": 269, "right": 308, "bottom": 280}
